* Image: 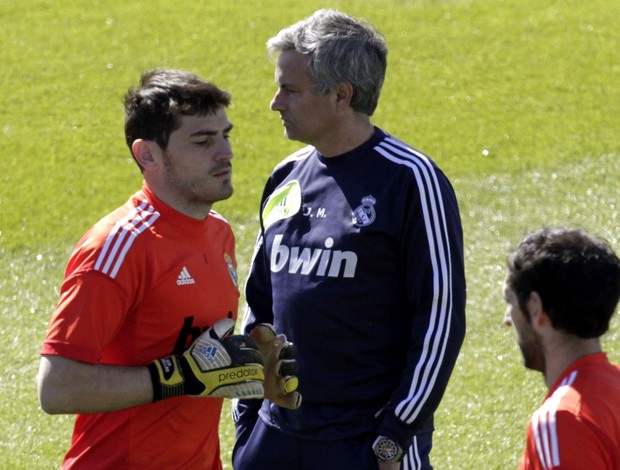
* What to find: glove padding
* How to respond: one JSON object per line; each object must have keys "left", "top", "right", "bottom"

{"left": 249, "top": 323, "right": 302, "bottom": 409}
{"left": 149, "top": 318, "right": 265, "bottom": 401}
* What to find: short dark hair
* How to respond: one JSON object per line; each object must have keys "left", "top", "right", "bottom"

{"left": 506, "top": 228, "right": 620, "bottom": 338}
{"left": 124, "top": 68, "right": 231, "bottom": 166}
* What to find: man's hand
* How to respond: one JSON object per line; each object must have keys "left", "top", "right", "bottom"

{"left": 149, "top": 318, "right": 265, "bottom": 401}
{"left": 249, "top": 324, "right": 302, "bottom": 409}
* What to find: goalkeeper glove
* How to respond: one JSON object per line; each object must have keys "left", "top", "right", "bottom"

{"left": 148, "top": 318, "right": 265, "bottom": 401}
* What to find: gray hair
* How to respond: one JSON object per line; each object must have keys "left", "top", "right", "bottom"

{"left": 267, "top": 9, "right": 387, "bottom": 116}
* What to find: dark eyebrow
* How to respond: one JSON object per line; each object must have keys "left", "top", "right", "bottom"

{"left": 189, "top": 123, "right": 234, "bottom": 138}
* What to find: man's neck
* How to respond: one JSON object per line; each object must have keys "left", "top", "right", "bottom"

{"left": 543, "top": 336, "right": 601, "bottom": 389}
{"left": 315, "top": 116, "right": 375, "bottom": 158}
{"left": 144, "top": 181, "right": 213, "bottom": 220}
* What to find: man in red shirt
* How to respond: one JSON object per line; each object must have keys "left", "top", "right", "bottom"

{"left": 38, "top": 68, "right": 300, "bottom": 469}
{"left": 503, "top": 228, "right": 620, "bottom": 469}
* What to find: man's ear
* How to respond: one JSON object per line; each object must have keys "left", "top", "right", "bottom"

{"left": 334, "top": 82, "right": 354, "bottom": 110}
{"left": 131, "top": 139, "right": 161, "bottom": 170}
{"left": 527, "top": 291, "right": 549, "bottom": 327}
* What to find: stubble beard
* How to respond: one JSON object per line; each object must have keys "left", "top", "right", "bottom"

{"left": 162, "top": 151, "right": 233, "bottom": 208}
{"left": 519, "top": 335, "right": 546, "bottom": 373}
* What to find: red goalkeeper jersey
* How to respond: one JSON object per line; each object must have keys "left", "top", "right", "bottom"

{"left": 519, "top": 353, "right": 620, "bottom": 470}
{"left": 41, "top": 183, "right": 239, "bottom": 469}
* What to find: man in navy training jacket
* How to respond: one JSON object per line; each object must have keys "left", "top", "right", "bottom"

{"left": 233, "top": 9, "right": 466, "bottom": 470}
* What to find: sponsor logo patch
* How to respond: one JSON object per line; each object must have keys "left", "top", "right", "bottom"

{"left": 262, "top": 181, "right": 302, "bottom": 230}
{"left": 270, "top": 235, "right": 358, "bottom": 278}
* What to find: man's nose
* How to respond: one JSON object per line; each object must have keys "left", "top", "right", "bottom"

{"left": 270, "top": 89, "right": 285, "bottom": 111}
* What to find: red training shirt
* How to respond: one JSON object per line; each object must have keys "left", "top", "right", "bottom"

{"left": 519, "top": 353, "right": 620, "bottom": 469}
{"left": 41, "top": 183, "right": 239, "bottom": 469}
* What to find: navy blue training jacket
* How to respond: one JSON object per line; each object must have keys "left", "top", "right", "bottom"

{"left": 235, "top": 127, "right": 466, "bottom": 450}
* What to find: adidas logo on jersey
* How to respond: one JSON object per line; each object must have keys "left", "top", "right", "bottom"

{"left": 177, "top": 267, "right": 196, "bottom": 286}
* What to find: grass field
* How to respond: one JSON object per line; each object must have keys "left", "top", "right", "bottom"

{"left": 1, "top": 0, "right": 619, "bottom": 468}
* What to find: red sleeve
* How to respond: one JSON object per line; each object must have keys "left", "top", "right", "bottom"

{"left": 41, "top": 270, "right": 131, "bottom": 364}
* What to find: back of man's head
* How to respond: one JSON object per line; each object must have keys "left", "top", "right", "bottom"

{"left": 507, "top": 228, "right": 620, "bottom": 338}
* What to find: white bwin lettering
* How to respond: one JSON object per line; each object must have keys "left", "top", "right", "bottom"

{"left": 270, "top": 234, "right": 357, "bottom": 278}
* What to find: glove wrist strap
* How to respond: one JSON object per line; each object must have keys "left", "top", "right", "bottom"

{"left": 148, "top": 356, "right": 186, "bottom": 402}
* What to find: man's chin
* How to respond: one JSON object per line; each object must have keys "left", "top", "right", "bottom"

{"left": 209, "top": 186, "right": 234, "bottom": 204}
{"left": 283, "top": 126, "right": 300, "bottom": 141}
{"left": 522, "top": 353, "right": 545, "bottom": 373}
{"left": 221, "top": 186, "right": 234, "bottom": 201}
{"left": 284, "top": 129, "right": 309, "bottom": 146}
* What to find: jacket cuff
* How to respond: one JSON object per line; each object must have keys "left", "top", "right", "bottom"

{"left": 378, "top": 412, "right": 434, "bottom": 451}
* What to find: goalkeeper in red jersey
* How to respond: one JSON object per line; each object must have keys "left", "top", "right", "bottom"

{"left": 503, "top": 228, "right": 620, "bottom": 469}
{"left": 37, "top": 68, "right": 299, "bottom": 470}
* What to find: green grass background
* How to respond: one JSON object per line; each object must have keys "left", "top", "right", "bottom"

{"left": 1, "top": 0, "right": 619, "bottom": 468}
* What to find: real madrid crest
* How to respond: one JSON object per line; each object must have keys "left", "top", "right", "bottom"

{"left": 224, "top": 253, "right": 238, "bottom": 287}
{"left": 352, "top": 195, "right": 377, "bottom": 227}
